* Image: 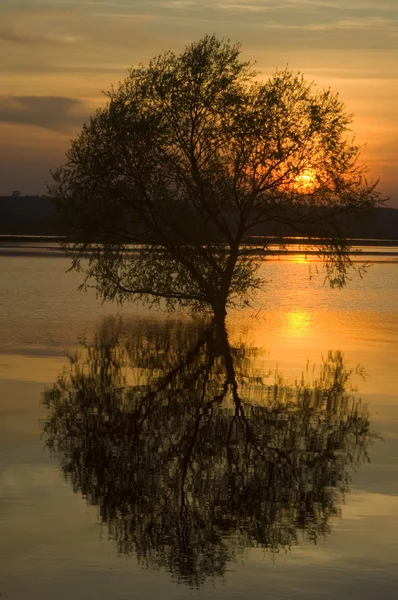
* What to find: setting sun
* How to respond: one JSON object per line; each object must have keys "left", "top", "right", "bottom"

{"left": 294, "top": 168, "right": 317, "bottom": 191}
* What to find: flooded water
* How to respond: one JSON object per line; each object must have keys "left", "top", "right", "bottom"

{"left": 1, "top": 246, "right": 398, "bottom": 599}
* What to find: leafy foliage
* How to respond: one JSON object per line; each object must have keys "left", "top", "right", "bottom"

{"left": 50, "top": 36, "right": 381, "bottom": 316}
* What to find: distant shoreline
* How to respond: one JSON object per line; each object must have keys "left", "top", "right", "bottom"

{"left": 1, "top": 235, "right": 398, "bottom": 246}
{"left": 1, "top": 237, "right": 398, "bottom": 261}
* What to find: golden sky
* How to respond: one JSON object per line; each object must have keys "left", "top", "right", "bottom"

{"left": 0, "top": 0, "right": 397, "bottom": 205}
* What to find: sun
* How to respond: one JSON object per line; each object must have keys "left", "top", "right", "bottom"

{"left": 294, "top": 168, "right": 317, "bottom": 191}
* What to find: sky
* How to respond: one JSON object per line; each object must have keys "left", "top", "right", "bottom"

{"left": 0, "top": 0, "right": 397, "bottom": 206}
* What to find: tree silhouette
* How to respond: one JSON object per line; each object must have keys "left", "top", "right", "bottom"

{"left": 43, "top": 316, "right": 374, "bottom": 586}
{"left": 50, "top": 36, "right": 382, "bottom": 319}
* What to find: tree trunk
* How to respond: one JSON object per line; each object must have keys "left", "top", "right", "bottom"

{"left": 211, "top": 300, "right": 227, "bottom": 321}
{"left": 210, "top": 242, "right": 240, "bottom": 319}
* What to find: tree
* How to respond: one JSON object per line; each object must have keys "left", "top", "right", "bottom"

{"left": 42, "top": 316, "right": 374, "bottom": 586}
{"left": 50, "top": 36, "right": 381, "bottom": 319}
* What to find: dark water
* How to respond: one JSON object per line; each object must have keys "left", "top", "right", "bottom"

{"left": 0, "top": 248, "right": 397, "bottom": 599}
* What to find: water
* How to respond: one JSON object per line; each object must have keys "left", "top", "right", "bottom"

{"left": 1, "top": 246, "right": 397, "bottom": 599}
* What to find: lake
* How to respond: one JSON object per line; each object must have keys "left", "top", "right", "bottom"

{"left": 1, "top": 245, "right": 397, "bottom": 599}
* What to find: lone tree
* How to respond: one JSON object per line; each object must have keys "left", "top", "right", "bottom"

{"left": 50, "top": 35, "right": 381, "bottom": 319}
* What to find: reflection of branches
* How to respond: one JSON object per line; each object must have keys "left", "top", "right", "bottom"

{"left": 42, "top": 316, "right": 374, "bottom": 586}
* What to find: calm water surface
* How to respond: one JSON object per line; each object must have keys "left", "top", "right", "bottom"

{"left": 0, "top": 246, "right": 397, "bottom": 599}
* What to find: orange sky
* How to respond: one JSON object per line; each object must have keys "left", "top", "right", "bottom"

{"left": 0, "top": 0, "right": 397, "bottom": 205}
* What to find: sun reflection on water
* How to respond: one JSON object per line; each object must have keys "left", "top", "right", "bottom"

{"left": 285, "top": 310, "right": 311, "bottom": 336}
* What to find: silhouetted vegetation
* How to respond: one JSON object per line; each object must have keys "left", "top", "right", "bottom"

{"left": 0, "top": 196, "right": 398, "bottom": 239}
{"left": 42, "top": 316, "right": 374, "bottom": 586}
{"left": 0, "top": 196, "right": 58, "bottom": 236}
{"left": 49, "top": 36, "right": 382, "bottom": 318}
{"left": 0, "top": 196, "right": 397, "bottom": 240}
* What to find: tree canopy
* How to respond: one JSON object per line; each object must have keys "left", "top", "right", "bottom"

{"left": 50, "top": 35, "right": 381, "bottom": 318}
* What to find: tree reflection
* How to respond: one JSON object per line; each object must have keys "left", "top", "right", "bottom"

{"left": 42, "top": 316, "right": 373, "bottom": 586}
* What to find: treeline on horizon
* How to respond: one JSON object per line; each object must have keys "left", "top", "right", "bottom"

{"left": 1, "top": 195, "right": 397, "bottom": 241}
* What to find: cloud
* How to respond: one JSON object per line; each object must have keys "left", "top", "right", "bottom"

{"left": 0, "top": 27, "right": 41, "bottom": 44}
{"left": 214, "top": 0, "right": 396, "bottom": 8}
{"left": 0, "top": 96, "right": 90, "bottom": 131}
{"left": 157, "top": 1, "right": 198, "bottom": 7}
{"left": 216, "top": 2, "right": 289, "bottom": 12}
{"left": 0, "top": 26, "right": 83, "bottom": 46}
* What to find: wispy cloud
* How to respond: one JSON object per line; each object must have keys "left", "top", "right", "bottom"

{"left": 0, "top": 96, "right": 90, "bottom": 131}
{"left": 0, "top": 26, "right": 83, "bottom": 46}
{"left": 214, "top": 0, "right": 397, "bottom": 8}
{"left": 158, "top": 1, "right": 198, "bottom": 7}
{"left": 217, "top": 3, "right": 284, "bottom": 12}
{"left": 255, "top": 15, "right": 397, "bottom": 31}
